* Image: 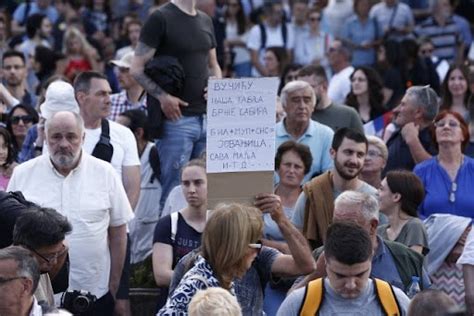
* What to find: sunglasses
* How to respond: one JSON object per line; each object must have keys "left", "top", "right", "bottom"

{"left": 11, "top": 115, "right": 34, "bottom": 125}
{"left": 248, "top": 240, "right": 263, "bottom": 253}
{"left": 28, "top": 244, "right": 68, "bottom": 263}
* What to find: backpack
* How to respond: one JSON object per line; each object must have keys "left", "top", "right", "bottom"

{"left": 299, "top": 278, "right": 401, "bottom": 316}
{"left": 259, "top": 22, "right": 288, "bottom": 50}
{"left": 91, "top": 119, "right": 114, "bottom": 162}
{"left": 0, "top": 191, "right": 37, "bottom": 249}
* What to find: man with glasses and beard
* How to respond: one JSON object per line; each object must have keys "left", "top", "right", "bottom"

{"left": 8, "top": 111, "right": 133, "bottom": 315}
{"left": 291, "top": 127, "right": 377, "bottom": 249}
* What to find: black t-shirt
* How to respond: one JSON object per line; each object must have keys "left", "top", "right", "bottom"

{"left": 384, "top": 126, "right": 437, "bottom": 175}
{"left": 153, "top": 212, "right": 202, "bottom": 268}
{"left": 140, "top": 3, "right": 217, "bottom": 115}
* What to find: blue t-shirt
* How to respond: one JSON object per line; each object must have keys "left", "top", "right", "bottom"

{"left": 414, "top": 156, "right": 474, "bottom": 219}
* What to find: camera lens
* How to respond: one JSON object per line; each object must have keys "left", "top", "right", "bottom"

{"left": 73, "top": 296, "right": 90, "bottom": 312}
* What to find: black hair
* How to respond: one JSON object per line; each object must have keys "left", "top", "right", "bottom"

{"left": 331, "top": 127, "right": 368, "bottom": 151}
{"left": 0, "top": 127, "right": 17, "bottom": 168}
{"left": 275, "top": 141, "right": 313, "bottom": 175}
{"left": 6, "top": 104, "right": 40, "bottom": 154}
{"left": 298, "top": 64, "right": 328, "bottom": 82}
{"left": 324, "top": 221, "right": 372, "bottom": 265}
{"left": 2, "top": 50, "right": 26, "bottom": 64}
{"left": 278, "top": 63, "right": 303, "bottom": 94}
{"left": 119, "top": 109, "right": 149, "bottom": 141}
{"left": 26, "top": 13, "right": 46, "bottom": 39}
{"left": 345, "top": 66, "right": 386, "bottom": 118}
{"left": 12, "top": 207, "right": 72, "bottom": 250}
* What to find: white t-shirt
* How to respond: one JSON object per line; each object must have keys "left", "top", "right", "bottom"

{"left": 83, "top": 120, "right": 140, "bottom": 177}
{"left": 247, "top": 22, "right": 295, "bottom": 76}
{"left": 327, "top": 66, "right": 354, "bottom": 105}
{"left": 8, "top": 153, "right": 134, "bottom": 298}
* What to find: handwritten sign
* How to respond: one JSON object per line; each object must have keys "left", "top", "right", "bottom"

{"left": 206, "top": 78, "right": 278, "bottom": 173}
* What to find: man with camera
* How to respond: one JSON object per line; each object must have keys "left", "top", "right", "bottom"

{"left": 8, "top": 111, "right": 134, "bottom": 315}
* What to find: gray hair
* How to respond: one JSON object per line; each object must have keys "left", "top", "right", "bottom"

{"left": 366, "top": 135, "right": 388, "bottom": 161}
{"left": 334, "top": 190, "right": 379, "bottom": 221}
{"left": 45, "top": 111, "right": 85, "bottom": 135}
{"left": 0, "top": 246, "right": 40, "bottom": 294}
{"left": 405, "top": 85, "right": 439, "bottom": 122}
{"left": 280, "top": 80, "right": 316, "bottom": 108}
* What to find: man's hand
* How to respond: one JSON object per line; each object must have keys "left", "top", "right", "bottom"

{"left": 401, "top": 122, "right": 419, "bottom": 145}
{"left": 159, "top": 94, "right": 189, "bottom": 121}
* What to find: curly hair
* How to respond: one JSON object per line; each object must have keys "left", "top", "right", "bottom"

{"left": 345, "top": 66, "right": 385, "bottom": 119}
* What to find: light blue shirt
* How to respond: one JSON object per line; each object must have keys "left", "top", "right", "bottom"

{"left": 276, "top": 119, "right": 334, "bottom": 183}
{"left": 340, "top": 15, "right": 380, "bottom": 66}
{"left": 13, "top": 2, "right": 59, "bottom": 24}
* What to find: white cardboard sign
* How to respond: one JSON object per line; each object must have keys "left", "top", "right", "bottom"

{"left": 206, "top": 77, "right": 279, "bottom": 173}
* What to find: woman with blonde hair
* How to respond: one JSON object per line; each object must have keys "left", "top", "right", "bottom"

{"left": 157, "top": 203, "right": 263, "bottom": 315}
{"left": 359, "top": 135, "right": 388, "bottom": 189}
{"left": 62, "top": 27, "right": 99, "bottom": 81}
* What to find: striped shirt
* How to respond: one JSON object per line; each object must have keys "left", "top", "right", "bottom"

{"left": 415, "top": 16, "right": 462, "bottom": 62}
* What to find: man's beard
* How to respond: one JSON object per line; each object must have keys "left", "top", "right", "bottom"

{"left": 51, "top": 151, "right": 79, "bottom": 169}
{"left": 334, "top": 158, "right": 362, "bottom": 180}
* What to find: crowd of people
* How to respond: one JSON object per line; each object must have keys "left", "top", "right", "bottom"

{"left": 0, "top": 0, "right": 474, "bottom": 315}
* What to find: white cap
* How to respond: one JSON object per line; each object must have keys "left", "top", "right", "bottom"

{"left": 110, "top": 51, "right": 134, "bottom": 68}
{"left": 40, "top": 81, "right": 80, "bottom": 120}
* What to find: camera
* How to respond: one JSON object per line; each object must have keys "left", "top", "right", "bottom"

{"left": 61, "top": 290, "right": 97, "bottom": 314}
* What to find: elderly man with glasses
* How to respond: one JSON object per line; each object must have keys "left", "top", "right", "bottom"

{"left": 0, "top": 246, "right": 43, "bottom": 316}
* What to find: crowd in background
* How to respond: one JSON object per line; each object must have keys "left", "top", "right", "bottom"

{"left": 0, "top": 0, "right": 474, "bottom": 315}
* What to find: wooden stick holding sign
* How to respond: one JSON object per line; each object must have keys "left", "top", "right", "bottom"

{"left": 206, "top": 77, "right": 279, "bottom": 209}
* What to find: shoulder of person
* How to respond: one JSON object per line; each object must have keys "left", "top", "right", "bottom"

{"left": 413, "top": 156, "right": 436, "bottom": 173}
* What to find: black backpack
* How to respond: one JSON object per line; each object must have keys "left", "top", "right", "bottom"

{"left": 0, "top": 191, "right": 37, "bottom": 249}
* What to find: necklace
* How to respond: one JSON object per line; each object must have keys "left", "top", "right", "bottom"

{"left": 437, "top": 155, "right": 464, "bottom": 203}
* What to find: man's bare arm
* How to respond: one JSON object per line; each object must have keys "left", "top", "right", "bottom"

{"left": 131, "top": 41, "right": 188, "bottom": 121}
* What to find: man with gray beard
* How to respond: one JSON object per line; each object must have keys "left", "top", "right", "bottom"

{"left": 8, "top": 111, "right": 133, "bottom": 315}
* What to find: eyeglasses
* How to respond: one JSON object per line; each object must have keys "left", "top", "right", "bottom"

{"left": 309, "top": 16, "right": 321, "bottom": 22}
{"left": 0, "top": 276, "right": 25, "bottom": 285}
{"left": 449, "top": 182, "right": 457, "bottom": 203}
{"left": 248, "top": 240, "right": 263, "bottom": 253}
{"left": 366, "top": 150, "right": 383, "bottom": 158}
{"left": 434, "top": 120, "right": 460, "bottom": 128}
{"left": 28, "top": 244, "right": 68, "bottom": 263}
{"left": 11, "top": 115, "right": 34, "bottom": 125}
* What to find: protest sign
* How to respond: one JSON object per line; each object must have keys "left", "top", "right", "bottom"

{"left": 206, "top": 77, "right": 279, "bottom": 208}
